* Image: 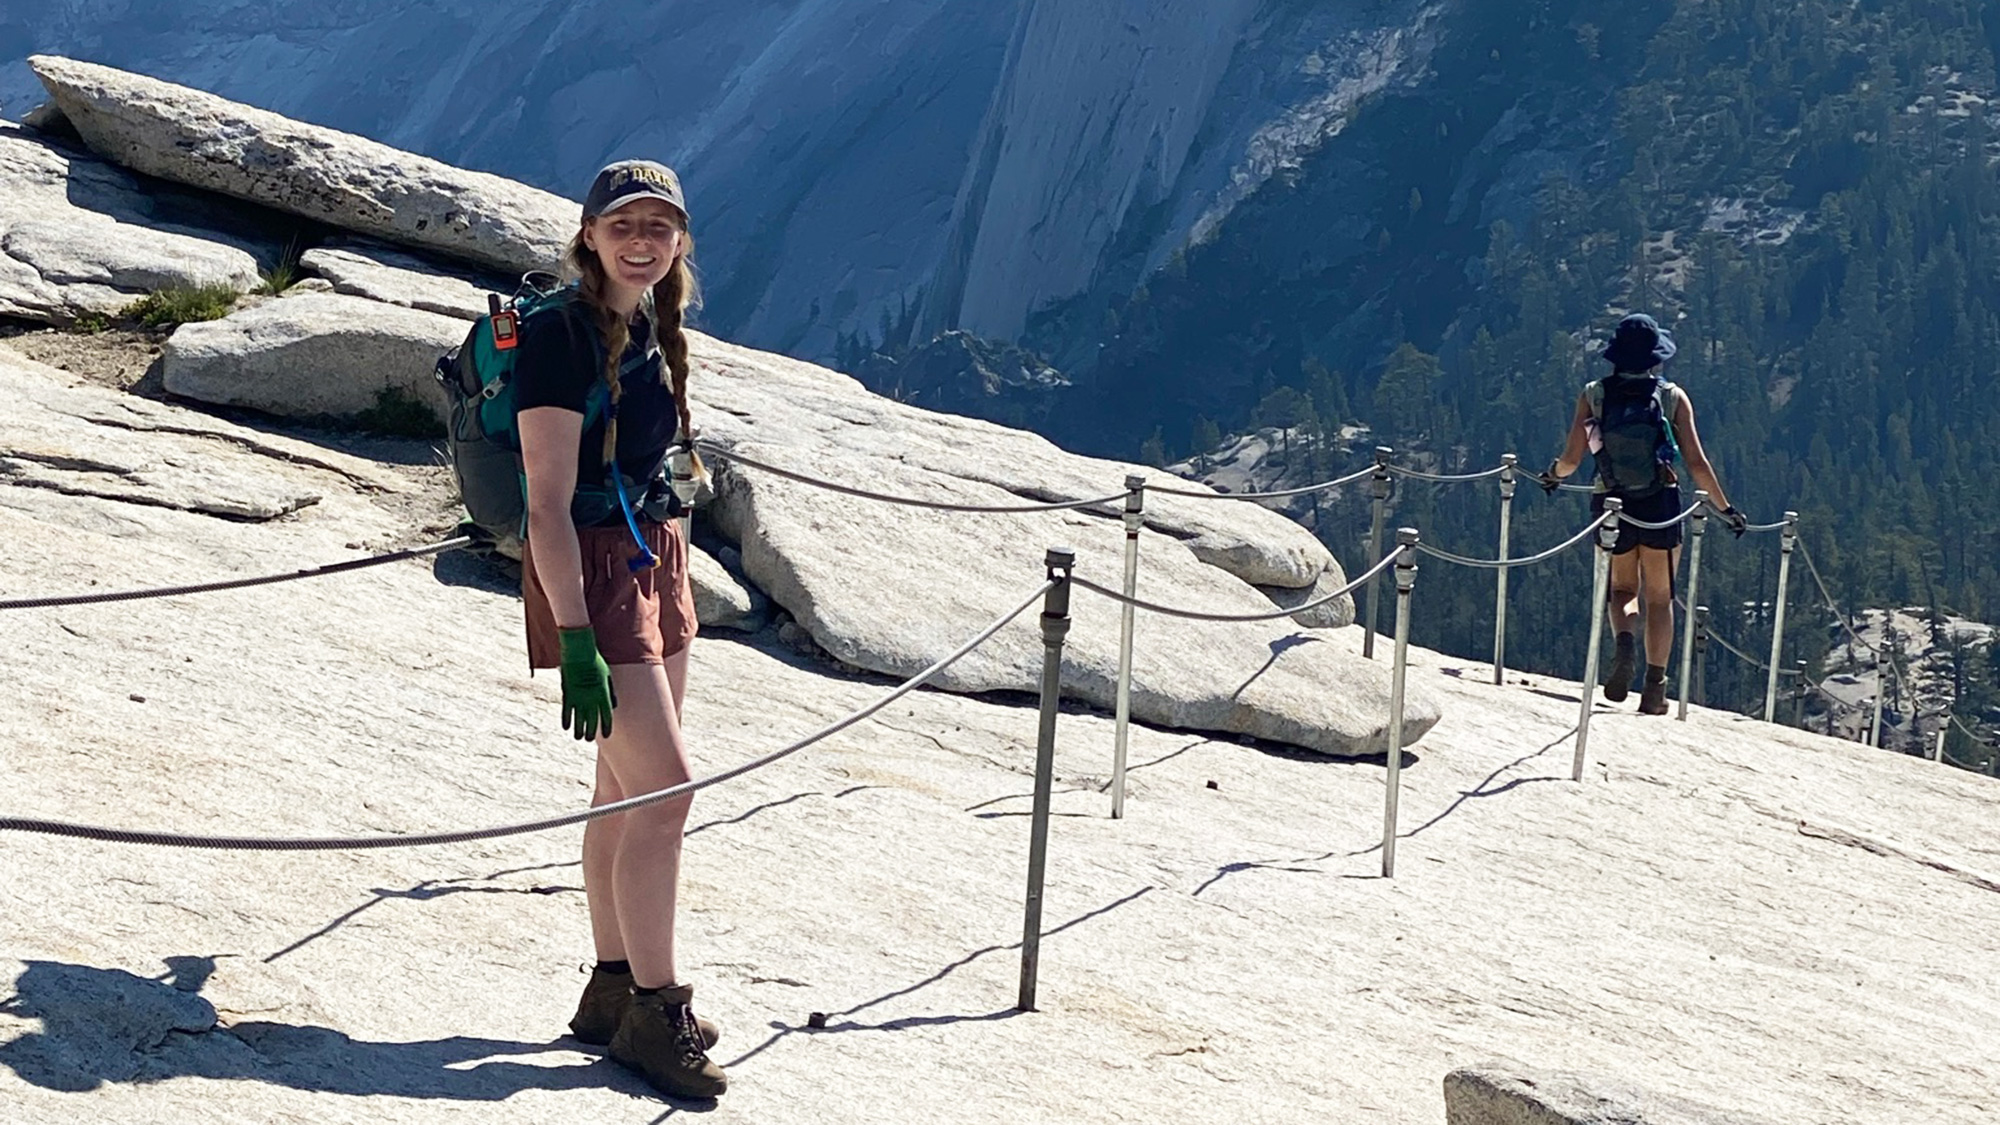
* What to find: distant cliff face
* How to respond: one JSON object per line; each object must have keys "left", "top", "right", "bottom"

{"left": 921, "top": 0, "right": 1437, "bottom": 345}
{"left": 2, "top": 0, "right": 1439, "bottom": 368}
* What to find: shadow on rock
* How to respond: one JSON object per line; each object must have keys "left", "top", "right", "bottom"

{"left": 0, "top": 959, "right": 665, "bottom": 1104}
{"left": 430, "top": 546, "right": 521, "bottom": 596}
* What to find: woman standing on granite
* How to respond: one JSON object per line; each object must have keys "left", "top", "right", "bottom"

{"left": 513, "top": 158, "right": 724, "bottom": 1100}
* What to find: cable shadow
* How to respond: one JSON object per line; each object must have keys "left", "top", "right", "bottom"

{"left": 1094, "top": 739, "right": 1214, "bottom": 791}
{"left": 1344, "top": 727, "right": 1577, "bottom": 859}
{"left": 963, "top": 785, "right": 1097, "bottom": 813}
{"left": 971, "top": 811, "right": 1098, "bottom": 821}
{"left": 1228, "top": 634, "right": 1321, "bottom": 703}
{"left": 1192, "top": 727, "right": 1577, "bottom": 897}
{"left": 686, "top": 785, "right": 880, "bottom": 838}
{"left": 270, "top": 786, "right": 882, "bottom": 963}
{"left": 0, "top": 959, "right": 682, "bottom": 1107}
{"left": 265, "top": 879, "right": 582, "bottom": 964}
{"left": 719, "top": 886, "right": 1155, "bottom": 1068}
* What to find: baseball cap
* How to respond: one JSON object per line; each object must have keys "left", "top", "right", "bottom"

{"left": 582, "top": 159, "right": 690, "bottom": 223}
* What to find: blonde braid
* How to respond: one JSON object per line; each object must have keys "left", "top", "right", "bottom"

{"left": 651, "top": 235, "right": 704, "bottom": 477}
{"left": 563, "top": 232, "right": 631, "bottom": 468}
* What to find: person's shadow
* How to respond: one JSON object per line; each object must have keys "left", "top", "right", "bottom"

{"left": 0, "top": 958, "right": 696, "bottom": 1108}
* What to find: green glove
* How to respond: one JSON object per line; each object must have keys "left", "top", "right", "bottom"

{"left": 557, "top": 627, "right": 617, "bottom": 740}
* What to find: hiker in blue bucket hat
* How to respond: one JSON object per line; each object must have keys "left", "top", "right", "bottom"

{"left": 1536, "top": 312, "right": 1747, "bottom": 715}
{"left": 513, "top": 159, "right": 727, "bottom": 1100}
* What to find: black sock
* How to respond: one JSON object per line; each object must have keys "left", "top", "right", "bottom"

{"left": 632, "top": 984, "right": 659, "bottom": 997}
{"left": 1615, "top": 632, "right": 1636, "bottom": 655}
{"left": 1645, "top": 664, "right": 1667, "bottom": 683}
{"left": 596, "top": 959, "right": 632, "bottom": 976}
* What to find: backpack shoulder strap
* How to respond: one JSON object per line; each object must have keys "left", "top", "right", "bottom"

{"left": 1656, "top": 380, "right": 1686, "bottom": 458}
{"left": 1584, "top": 379, "right": 1605, "bottom": 418}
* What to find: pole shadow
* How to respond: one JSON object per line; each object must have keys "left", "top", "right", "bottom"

{"left": 717, "top": 886, "right": 1155, "bottom": 1069}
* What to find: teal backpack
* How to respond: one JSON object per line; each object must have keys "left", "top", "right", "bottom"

{"left": 434, "top": 274, "right": 655, "bottom": 552}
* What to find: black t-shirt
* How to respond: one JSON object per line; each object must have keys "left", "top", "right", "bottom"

{"left": 511, "top": 297, "right": 682, "bottom": 527}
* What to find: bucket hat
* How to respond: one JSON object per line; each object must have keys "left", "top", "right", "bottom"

{"left": 1601, "top": 312, "right": 1676, "bottom": 371}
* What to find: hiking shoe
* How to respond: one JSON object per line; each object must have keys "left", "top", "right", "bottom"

{"left": 1603, "top": 647, "right": 1637, "bottom": 703}
{"left": 1639, "top": 675, "right": 1669, "bottom": 716}
{"left": 570, "top": 967, "right": 717, "bottom": 1049}
{"left": 609, "top": 983, "right": 728, "bottom": 1099}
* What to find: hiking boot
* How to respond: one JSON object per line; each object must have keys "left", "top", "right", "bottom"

{"left": 608, "top": 983, "right": 728, "bottom": 1099}
{"left": 569, "top": 967, "right": 717, "bottom": 1049}
{"left": 1639, "top": 672, "right": 1669, "bottom": 716}
{"left": 1603, "top": 633, "right": 1637, "bottom": 703}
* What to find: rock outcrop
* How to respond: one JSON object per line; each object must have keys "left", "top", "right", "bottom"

{"left": 299, "top": 241, "right": 505, "bottom": 322}
{"left": 30, "top": 56, "right": 577, "bottom": 276}
{"left": 1444, "top": 1063, "right": 1779, "bottom": 1125}
{"left": 678, "top": 332, "right": 1418, "bottom": 754}
{"left": 0, "top": 123, "right": 262, "bottom": 324}
{"left": 160, "top": 292, "right": 461, "bottom": 427}
{"left": 689, "top": 545, "right": 768, "bottom": 634}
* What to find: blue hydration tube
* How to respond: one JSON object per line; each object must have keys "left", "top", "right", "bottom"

{"left": 611, "top": 467, "right": 659, "bottom": 573}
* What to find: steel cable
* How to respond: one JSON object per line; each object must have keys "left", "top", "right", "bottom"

{"left": 706, "top": 446, "right": 1125, "bottom": 514}
{"left": 0, "top": 581, "right": 1055, "bottom": 850}
{"left": 1704, "top": 627, "right": 1797, "bottom": 674}
{"left": 1618, "top": 502, "right": 1705, "bottom": 531}
{"left": 1071, "top": 548, "right": 1400, "bottom": 623}
{"left": 1796, "top": 541, "right": 1879, "bottom": 660}
{"left": 1146, "top": 463, "right": 1378, "bottom": 501}
{"left": 0, "top": 537, "right": 473, "bottom": 612}
{"left": 1412, "top": 514, "right": 1612, "bottom": 571}
{"left": 1949, "top": 712, "right": 1993, "bottom": 751}
{"left": 1383, "top": 463, "right": 1510, "bottom": 483}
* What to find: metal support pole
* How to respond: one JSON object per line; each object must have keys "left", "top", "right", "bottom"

{"left": 1762, "top": 511, "right": 1800, "bottom": 723}
{"left": 1800, "top": 656, "right": 1816, "bottom": 728}
{"left": 1492, "top": 454, "right": 1517, "bottom": 685}
{"left": 1934, "top": 728, "right": 1947, "bottom": 765}
{"left": 1676, "top": 490, "right": 1710, "bottom": 721}
{"left": 1018, "top": 547, "right": 1074, "bottom": 1013}
{"left": 1574, "top": 499, "right": 1622, "bottom": 782}
{"left": 1362, "top": 446, "right": 1393, "bottom": 660}
{"left": 1869, "top": 651, "right": 1885, "bottom": 748}
{"left": 1694, "top": 605, "right": 1710, "bottom": 707}
{"left": 1383, "top": 528, "right": 1419, "bottom": 878}
{"left": 1110, "top": 476, "right": 1145, "bottom": 820}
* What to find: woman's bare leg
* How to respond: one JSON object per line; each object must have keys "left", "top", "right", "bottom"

{"left": 582, "top": 753, "right": 627, "bottom": 960}
{"left": 595, "top": 652, "right": 695, "bottom": 988}
{"left": 1636, "top": 547, "right": 1677, "bottom": 669}
{"left": 1607, "top": 551, "right": 1642, "bottom": 636}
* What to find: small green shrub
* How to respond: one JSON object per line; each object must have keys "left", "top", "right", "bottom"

{"left": 354, "top": 386, "right": 443, "bottom": 439}
{"left": 255, "top": 234, "right": 310, "bottom": 295}
{"left": 68, "top": 311, "right": 112, "bottom": 334}
{"left": 123, "top": 284, "right": 240, "bottom": 329}
{"left": 255, "top": 261, "right": 300, "bottom": 295}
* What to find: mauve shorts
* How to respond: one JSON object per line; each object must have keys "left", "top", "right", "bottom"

{"left": 523, "top": 520, "right": 698, "bottom": 668}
